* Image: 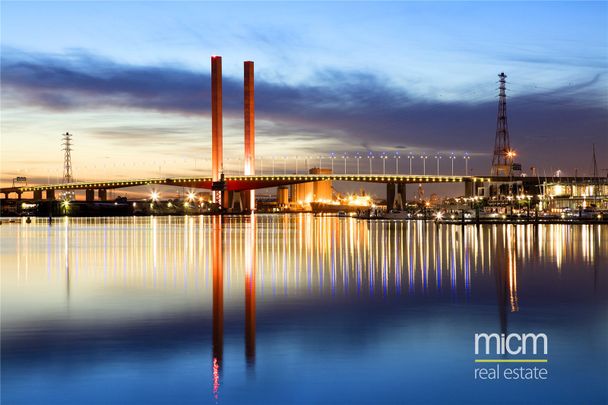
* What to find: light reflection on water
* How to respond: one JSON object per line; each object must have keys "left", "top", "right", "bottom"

{"left": 1, "top": 215, "right": 606, "bottom": 404}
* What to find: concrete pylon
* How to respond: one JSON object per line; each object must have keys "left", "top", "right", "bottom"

{"left": 397, "top": 184, "right": 407, "bottom": 209}
{"left": 85, "top": 189, "right": 95, "bottom": 202}
{"left": 230, "top": 191, "right": 243, "bottom": 212}
{"left": 387, "top": 183, "right": 396, "bottom": 210}
{"left": 243, "top": 61, "right": 255, "bottom": 211}
{"left": 387, "top": 183, "right": 407, "bottom": 210}
{"left": 393, "top": 189, "right": 404, "bottom": 211}
{"left": 211, "top": 56, "right": 223, "bottom": 204}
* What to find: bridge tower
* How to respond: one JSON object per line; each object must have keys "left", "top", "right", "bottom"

{"left": 243, "top": 61, "right": 255, "bottom": 211}
{"left": 211, "top": 56, "right": 224, "bottom": 206}
{"left": 491, "top": 73, "right": 514, "bottom": 176}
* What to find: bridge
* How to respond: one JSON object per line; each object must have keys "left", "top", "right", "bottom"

{"left": 2, "top": 55, "right": 588, "bottom": 209}
{"left": 1, "top": 174, "right": 492, "bottom": 200}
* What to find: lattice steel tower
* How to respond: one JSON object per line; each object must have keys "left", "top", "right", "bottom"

{"left": 62, "top": 132, "right": 73, "bottom": 183}
{"left": 491, "top": 73, "right": 514, "bottom": 176}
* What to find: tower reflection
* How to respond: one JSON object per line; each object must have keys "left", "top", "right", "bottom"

{"left": 493, "top": 226, "right": 509, "bottom": 335}
{"left": 245, "top": 213, "right": 257, "bottom": 368}
{"left": 211, "top": 216, "right": 223, "bottom": 400}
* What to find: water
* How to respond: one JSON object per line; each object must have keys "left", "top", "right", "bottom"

{"left": 1, "top": 215, "right": 606, "bottom": 404}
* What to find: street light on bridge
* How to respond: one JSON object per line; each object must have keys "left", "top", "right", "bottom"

{"left": 464, "top": 154, "right": 471, "bottom": 175}
{"left": 434, "top": 155, "right": 442, "bottom": 175}
{"left": 408, "top": 153, "right": 414, "bottom": 175}
{"left": 342, "top": 154, "right": 347, "bottom": 174}
{"left": 330, "top": 153, "right": 336, "bottom": 173}
{"left": 449, "top": 153, "right": 456, "bottom": 176}
{"left": 355, "top": 153, "right": 362, "bottom": 175}
{"left": 381, "top": 152, "right": 388, "bottom": 175}
{"left": 420, "top": 155, "right": 428, "bottom": 175}
{"left": 394, "top": 152, "right": 401, "bottom": 174}
{"left": 368, "top": 152, "right": 374, "bottom": 174}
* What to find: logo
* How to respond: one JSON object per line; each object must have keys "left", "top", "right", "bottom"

{"left": 473, "top": 332, "right": 549, "bottom": 381}
{"left": 475, "top": 333, "right": 548, "bottom": 355}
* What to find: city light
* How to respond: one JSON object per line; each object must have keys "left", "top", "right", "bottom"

{"left": 187, "top": 192, "right": 196, "bottom": 202}
{"left": 150, "top": 191, "right": 160, "bottom": 202}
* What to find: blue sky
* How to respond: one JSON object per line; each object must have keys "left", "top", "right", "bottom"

{"left": 1, "top": 1, "right": 607, "bottom": 186}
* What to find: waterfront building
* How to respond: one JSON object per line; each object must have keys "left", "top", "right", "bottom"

{"left": 290, "top": 168, "right": 333, "bottom": 210}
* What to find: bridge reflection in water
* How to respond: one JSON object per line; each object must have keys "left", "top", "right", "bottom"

{"left": 4, "top": 215, "right": 604, "bottom": 400}
{"left": 9, "top": 214, "right": 601, "bottom": 301}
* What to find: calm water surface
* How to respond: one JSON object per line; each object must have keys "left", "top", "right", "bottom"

{"left": 1, "top": 215, "right": 607, "bottom": 404}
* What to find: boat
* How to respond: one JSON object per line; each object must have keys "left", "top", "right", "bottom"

{"left": 310, "top": 192, "right": 374, "bottom": 214}
{"left": 355, "top": 206, "right": 385, "bottom": 219}
{"left": 383, "top": 210, "right": 412, "bottom": 220}
{"left": 310, "top": 202, "right": 360, "bottom": 214}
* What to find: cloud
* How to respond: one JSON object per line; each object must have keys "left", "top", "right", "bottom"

{"left": 2, "top": 48, "right": 606, "bottom": 174}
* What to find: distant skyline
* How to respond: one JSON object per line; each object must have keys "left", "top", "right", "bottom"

{"left": 1, "top": 1, "right": 606, "bottom": 187}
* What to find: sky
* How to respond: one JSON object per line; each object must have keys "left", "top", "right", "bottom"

{"left": 1, "top": 1, "right": 607, "bottom": 190}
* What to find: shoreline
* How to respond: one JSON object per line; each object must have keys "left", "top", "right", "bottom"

{"left": 1, "top": 212, "right": 606, "bottom": 226}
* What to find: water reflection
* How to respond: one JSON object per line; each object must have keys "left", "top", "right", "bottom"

{"left": 244, "top": 215, "right": 257, "bottom": 368}
{"left": 212, "top": 216, "right": 223, "bottom": 400}
{"left": 1, "top": 215, "right": 606, "bottom": 404}
{"left": 4, "top": 217, "right": 605, "bottom": 312}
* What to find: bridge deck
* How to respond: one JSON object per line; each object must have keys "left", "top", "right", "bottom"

{"left": 3, "top": 174, "right": 596, "bottom": 194}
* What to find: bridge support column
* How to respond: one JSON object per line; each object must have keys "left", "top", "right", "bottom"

{"left": 397, "top": 184, "right": 407, "bottom": 210}
{"left": 16, "top": 192, "right": 22, "bottom": 200}
{"left": 33, "top": 190, "right": 43, "bottom": 200}
{"left": 86, "top": 189, "right": 95, "bottom": 202}
{"left": 241, "top": 190, "right": 254, "bottom": 212}
{"left": 98, "top": 189, "right": 107, "bottom": 201}
{"left": 386, "top": 183, "right": 396, "bottom": 210}
{"left": 230, "top": 191, "right": 243, "bottom": 212}
{"left": 464, "top": 180, "right": 476, "bottom": 197}
{"left": 46, "top": 190, "right": 55, "bottom": 200}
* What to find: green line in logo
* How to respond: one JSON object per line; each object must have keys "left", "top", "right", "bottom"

{"left": 474, "top": 359, "right": 548, "bottom": 363}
